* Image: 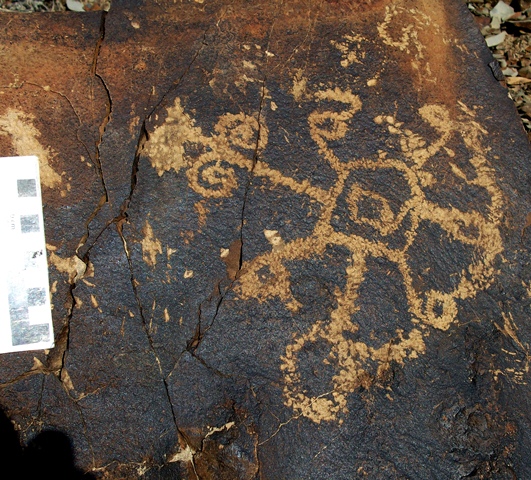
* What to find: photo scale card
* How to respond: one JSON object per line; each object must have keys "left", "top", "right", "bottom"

{"left": 0, "top": 156, "right": 54, "bottom": 353}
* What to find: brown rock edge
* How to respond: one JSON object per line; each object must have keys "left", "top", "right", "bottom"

{"left": 1, "top": 0, "right": 531, "bottom": 478}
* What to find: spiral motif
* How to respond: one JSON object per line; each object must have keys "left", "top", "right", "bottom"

{"left": 153, "top": 88, "right": 503, "bottom": 425}
{"left": 187, "top": 151, "right": 241, "bottom": 198}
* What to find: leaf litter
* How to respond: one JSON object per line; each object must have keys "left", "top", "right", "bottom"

{"left": 0, "top": 0, "right": 108, "bottom": 11}
{"left": 469, "top": 0, "right": 531, "bottom": 140}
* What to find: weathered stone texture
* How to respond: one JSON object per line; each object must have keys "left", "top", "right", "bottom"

{"left": 1, "top": 0, "right": 531, "bottom": 478}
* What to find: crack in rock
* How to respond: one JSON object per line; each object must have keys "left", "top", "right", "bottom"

{"left": 116, "top": 220, "right": 182, "bottom": 443}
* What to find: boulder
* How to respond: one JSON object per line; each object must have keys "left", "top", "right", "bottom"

{"left": 1, "top": 0, "right": 530, "bottom": 478}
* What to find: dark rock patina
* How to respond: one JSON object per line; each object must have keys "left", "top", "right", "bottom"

{"left": 1, "top": 0, "right": 531, "bottom": 478}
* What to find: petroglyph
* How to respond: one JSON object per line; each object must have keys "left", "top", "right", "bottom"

{"left": 145, "top": 99, "right": 267, "bottom": 200}
{"left": 494, "top": 312, "right": 530, "bottom": 385}
{"left": 145, "top": 25, "right": 504, "bottom": 424}
{"left": 377, "top": 4, "right": 467, "bottom": 79}
{"left": 0, "top": 109, "right": 70, "bottom": 196}
{"left": 141, "top": 220, "right": 163, "bottom": 267}
{"left": 147, "top": 91, "right": 503, "bottom": 423}
{"left": 331, "top": 33, "right": 365, "bottom": 68}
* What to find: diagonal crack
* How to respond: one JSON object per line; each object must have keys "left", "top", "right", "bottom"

{"left": 111, "top": 25, "right": 214, "bottom": 382}
{"left": 62, "top": 386, "right": 97, "bottom": 470}
{"left": 117, "top": 26, "right": 211, "bottom": 224}
{"left": 143, "top": 27, "right": 211, "bottom": 128}
{"left": 181, "top": 281, "right": 238, "bottom": 378}
{"left": 91, "top": 10, "right": 111, "bottom": 206}
{"left": 0, "top": 274, "right": 78, "bottom": 392}
{"left": 47, "top": 281, "right": 77, "bottom": 380}
{"left": 238, "top": 79, "right": 268, "bottom": 271}
{"left": 184, "top": 292, "right": 233, "bottom": 378}
{"left": 173, "top": 9, "right": 283, "bottom": 382}
{"left": 236, "top": 0, "right": 280, "bottom": 270}
{"left": 75, "top": 10, "right": 112, "bottom": 258}
{"left": 24, "top": 82, "right": 94, "bottom": 166}
{"left": 116, "top": 223, "right": 200, "bottom": 472}
{"left": 168, "top": 62, "right": 270, "bottom": 377}
{"left": 43, "top": 255, "right": 92, "bottom": 396}
{"left": 39, "top": 11, "right": 110, "bottom": 383}
{"left": 186, "top": 283, "right": 225, "bottom": 354}
{"left": 116, "top": 221, "right": 182, "bottom": 440}
{"left": 104, "top": 25, "right": 215, "bottom": 468}
{"left": 183, "top": 71, "right": 269, "bottom": 359}
{"left": 41, "top": 265, "right": 95, "bottom": 472}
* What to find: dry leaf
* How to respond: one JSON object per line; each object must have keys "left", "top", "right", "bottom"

{"left": 486, "top": 31, "right": 508, "bottom": 47}
{"left": 66, "top": 0, "right": 85, "bottom": 11}
{"left": 490, "top": 1, "right": 515, "bottom": 22}
{"left": 506, "top": 76, "right": 531, "bottom": 85}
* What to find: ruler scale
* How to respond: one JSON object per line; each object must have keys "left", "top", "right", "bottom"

{"left": 0, "top": 156, "right": 54, "bottom": 353}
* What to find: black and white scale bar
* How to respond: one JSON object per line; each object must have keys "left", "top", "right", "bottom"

{"left": 0, "top": 156, "right": 54, "bottom": 353}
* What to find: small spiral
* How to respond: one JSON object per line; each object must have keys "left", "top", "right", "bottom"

{"left": 187, "top": 152, "right": 239, "bottom": 198}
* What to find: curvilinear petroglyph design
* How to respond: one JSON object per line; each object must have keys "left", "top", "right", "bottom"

{"left": 144, "top": 25, "right": 504, "bottom": 424}
{"left": 278, "top": 101, "right": 503, "bottom": 424}
{"left": 146, "top": 91, "right": 504, "bottom": 424}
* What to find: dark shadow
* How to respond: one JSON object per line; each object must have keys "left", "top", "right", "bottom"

{"left": 0, "top": 407, "right": 95, "bottom": 480}
{"left": 0, "top": 406, "right": 23, "bottom": 476}
{"left": 23, "top": 430, "right": 96, "bottom": 480}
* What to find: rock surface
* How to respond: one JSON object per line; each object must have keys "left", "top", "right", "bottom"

{"left": 1, "top": 0, "right": 531, "bottom": 478}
